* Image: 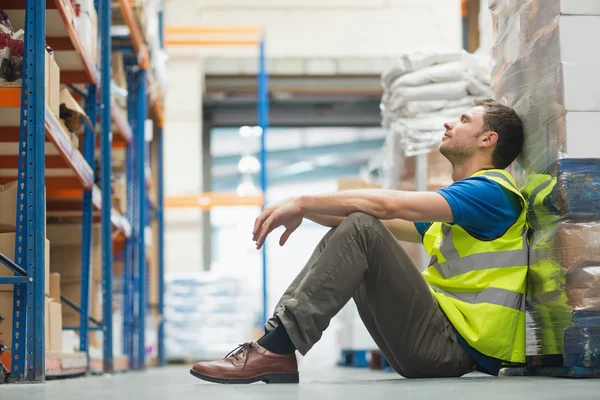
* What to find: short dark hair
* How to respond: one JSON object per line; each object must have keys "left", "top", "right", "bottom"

{"left": 474, "top": 98, "right": 524, "bottom": 169}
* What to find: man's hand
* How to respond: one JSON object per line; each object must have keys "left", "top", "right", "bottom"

{"left": 253, "top": 197, "right": 304, "bottom": 250}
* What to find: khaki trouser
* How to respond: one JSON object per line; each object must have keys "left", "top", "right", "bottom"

{"left": 265, "top": 212, "right": 476, "bottom": 378}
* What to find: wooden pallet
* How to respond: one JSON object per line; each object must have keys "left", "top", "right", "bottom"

{"left": 46, "top": 352, "right": 87, "bottom": 379}
{"left": 90, "top": 355, "right": 130, "bottom": 374}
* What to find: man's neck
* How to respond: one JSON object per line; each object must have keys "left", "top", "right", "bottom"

{"left": 451, "top": 159, "right": 496, "bottom": 181}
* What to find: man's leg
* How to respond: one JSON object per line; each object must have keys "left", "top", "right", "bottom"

{"left": 272, "top": 212, "right": 475, "bottom": 378}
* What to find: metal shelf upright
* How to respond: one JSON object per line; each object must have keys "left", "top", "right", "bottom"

{"left": 1, "top": 0, "right": 47, "bottom": 383}
{"left": 115, "top": 0, "right": 165, "bottom": 369}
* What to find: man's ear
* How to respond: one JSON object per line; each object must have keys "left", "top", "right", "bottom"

{"left": 480, "top": 131, "right": 498, "bottom": 148}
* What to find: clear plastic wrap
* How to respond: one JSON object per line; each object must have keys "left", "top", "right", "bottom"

{"left": 490, "top": 0, "right": 600, "bottom": 174}
{"left": 490, "top": 1, "right": 600, "bottom": 368}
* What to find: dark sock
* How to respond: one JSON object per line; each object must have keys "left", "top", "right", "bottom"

{"left": 258, "top": 321, "right": 296, "bottom": 355}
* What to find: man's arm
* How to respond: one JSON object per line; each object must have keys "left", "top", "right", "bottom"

{"left": 298, "top": 189, "right": 453, "bottom": 223}
{"left": 253, "top": 189, "right": 450, "bottom": 249}
{"left": 305, "top": 213, "right": 424, "bottom": 243}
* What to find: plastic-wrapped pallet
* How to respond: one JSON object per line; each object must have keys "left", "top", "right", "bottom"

{"left": 490, "top": 0, "right": 600, "bottom": 374}
{"left": 377, "top": 50, "right": 492, "bottom": 189}
{"left": 165, "top": 273, "right": 258, "bottom": 361}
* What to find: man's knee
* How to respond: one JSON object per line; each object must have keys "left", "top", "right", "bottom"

{"left": 344, "top": 212, "right": 379, "bottom": 227}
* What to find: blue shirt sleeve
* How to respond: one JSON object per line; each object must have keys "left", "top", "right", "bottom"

{"left": 414, "top": 222, "right": 431, "bottom": 236}
{"left": 434, "top": 176, "right": 522, "bottom": 240}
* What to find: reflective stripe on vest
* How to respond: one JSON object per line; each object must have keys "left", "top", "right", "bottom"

{"left": 480, "top": 171, "right": 519, "bottom": 191}
{"left": 430, "top": 285, "right": 524, "bottom": 311}
{"left": 527, "top": 178, "right": 554, "bottom": 231}
{"left": 432, "top": 225, "right": 529, "bottom": 278}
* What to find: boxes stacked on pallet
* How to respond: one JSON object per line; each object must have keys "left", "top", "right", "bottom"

{"left": 375, "top": 50, "right": 491, "bottom": 190}
{"left": 165, "top": 273, "right": 257, "bottom": 361}
{"left": 489, "top": 0, "right": 600, "bottom": 374}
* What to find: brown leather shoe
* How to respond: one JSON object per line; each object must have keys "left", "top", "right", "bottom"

{"left": 190, "top": 342, "right": 299, "bottom": 384}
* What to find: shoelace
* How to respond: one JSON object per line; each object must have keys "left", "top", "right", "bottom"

{"left": 225, "top": 342, "right": 257, "bottom": 368}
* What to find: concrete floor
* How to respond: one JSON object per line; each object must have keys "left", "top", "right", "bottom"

{"left": 3, "top": 366, "right": 600, "bottom": 400}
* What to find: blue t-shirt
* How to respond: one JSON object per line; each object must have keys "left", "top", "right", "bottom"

{"left": 414, "top": 175, "right": 523, "bottom": 376}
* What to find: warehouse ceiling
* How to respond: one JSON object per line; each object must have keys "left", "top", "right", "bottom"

{"left": 205, "top": 75, "right": 384, "bottom": 191}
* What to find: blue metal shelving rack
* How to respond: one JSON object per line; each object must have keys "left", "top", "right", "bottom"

{"left": 258, "top": 37, "right": 270, "bottom": 325}
{"left": 0, "top": 0, "right": 47, "bottom": 383}
{"left": 0, "top": 0, "right": 165, "bottom": 382}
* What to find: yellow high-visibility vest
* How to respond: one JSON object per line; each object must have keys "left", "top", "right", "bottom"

{"left": 422, "top": 169, "right": 528, "bottom": 363}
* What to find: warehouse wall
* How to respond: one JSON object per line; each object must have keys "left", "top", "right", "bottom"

{"left": 163, "top": 0, "right": 463, "bottom": 274}
{"left": 165, "top": 0, "right": 462, "bottom": 59}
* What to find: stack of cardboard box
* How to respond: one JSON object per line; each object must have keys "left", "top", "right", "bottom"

{"left": 490, "top": 0, "right": 600, "bottom": 368}
{"left": 45, "top": 50, "right": 60, "bottom": 118}
{"left": 47, "top": 224, "right": 103, "bottom": 349}
{"left": 0, "top": 182, "right": 61, "bottom": 353}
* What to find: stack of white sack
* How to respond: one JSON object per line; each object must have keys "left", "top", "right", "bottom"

{"left": 375, "top": 50, "right": 492, "bottom": 188}
{"left": 164, "top": 273, "right": 258, "bottom": 361}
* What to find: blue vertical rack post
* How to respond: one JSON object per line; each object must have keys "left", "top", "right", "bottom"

{"left": 6, "top": 0, "right": 47, "bottom": 382}
{"left": 100, "top": 0, "right": 114, "bottom": 373}
{"left": 135, "top": 68, "right": 148, "bottom": 370}
{"left": 79, "top": 85, "right": 98, "bottom": 369}
{"left": 125, "top": 66, "right": 147, "bottom": 370}
{"left": 258, "top": 37, "right": 269, "bottom": 324}
{"left": 125, "top": 73, "right": 137, "bottom": 368}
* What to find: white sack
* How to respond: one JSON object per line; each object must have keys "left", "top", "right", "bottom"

{"left": 390, "top": 61, "right": 465, "bottom": 88}
{"left": 381, "top": 50, "right": 466, "bottom": 88}
{"left": 391, "top": 81, "right": 469, "bottom": 103}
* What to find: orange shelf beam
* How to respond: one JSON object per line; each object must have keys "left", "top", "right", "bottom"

{"left": 50, "top": 0, "right": 99, "bottom": 85}
{"left": 118, "top": 0, "right": 150, "bottom": 69}
{"left": 166, "top": 193, "right": 264, "bottom": 209}
{"left": 165, "top": 39, "right": 260, "bottom": 47}
{"left": 0, "top": 87, "right": 21, "bottom": 107}
{"left": 165, "top": 26, "right": 261, "bottom": 34}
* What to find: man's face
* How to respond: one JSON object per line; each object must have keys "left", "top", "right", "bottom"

{"left": 438, "top": 106, "right": 486, "bottom": 163}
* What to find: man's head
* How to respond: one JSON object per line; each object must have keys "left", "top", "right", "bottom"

{"left": 439, "top": 98, "right": 524, "bottom": 169}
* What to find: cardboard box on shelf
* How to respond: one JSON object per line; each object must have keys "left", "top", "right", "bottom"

{"left": 47, "top": 223, "right": 101, "bottom": 247}
{"left": 0, "top": 233, "right": 50, "bottom": 295}
{"left": 61, "top": 280, "right": 102, "bottom": 327}
{"left": 0, "top": 181, "right": 17, "bottom": 234}
{"left": 112, "top": 51, "right": 128, "bottom": 108}
{"left": 337, "top": 179, "right": 382, "bottom": 191}
{"left": 113, "top": 178, "right": 127, "bottom": 214}
{"left": 47, "top": 224, "right": 102, "bottom": 282}
{"left": 48, "top": 300, "right": 63, "bottom": 353}
{"left": 59, "top": 88, "right": 93, "bottom": 136}
{"left": 50, "top": 244, "right": 101, "bottom": 283}
{"left": 0, "top": 292, "right": 13, "bottom": 347}
{"left": 45, "top": 51, "right": 61, "bottom": 117}
{"left": 49, "top": 273, "right": 61, "bottom": 300}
